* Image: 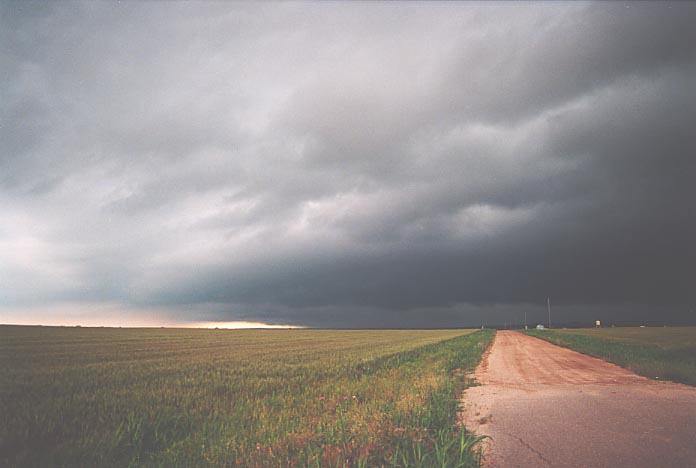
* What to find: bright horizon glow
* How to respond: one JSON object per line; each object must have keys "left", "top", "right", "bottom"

{"left": 0, "top": 317, "right": 176, "bottom": 328}
{"left": 0, "top": 303, "right": 305, "bottom": 329}
{"left": 0, "top": 320, "right": 305, "bottom": 329}
{"left": 189, "top": 321, "right": 305, "bottom": 329}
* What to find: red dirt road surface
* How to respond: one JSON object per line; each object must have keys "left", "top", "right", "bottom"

{"left": 460, "top": 331, "right": 696, "bottom": 467}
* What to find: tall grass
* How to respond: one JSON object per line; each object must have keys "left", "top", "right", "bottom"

{"left": 0, "top": 327, "right": 492, "bottom": 467}
{"left": 526, "top": 327, "right": 696, "bottom": 386}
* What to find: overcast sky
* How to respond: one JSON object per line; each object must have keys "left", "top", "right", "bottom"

{"left": 1, "top": 1, "right": 695, "bottom": 328}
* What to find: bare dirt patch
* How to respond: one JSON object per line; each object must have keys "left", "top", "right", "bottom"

{"left": 460, "top": 331, "right": 696, "bottom": 467}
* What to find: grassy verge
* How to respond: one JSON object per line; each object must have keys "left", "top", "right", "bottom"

{"left": 526, "top": 327, "right": 696, "bottom": 386}
{"left": 0, "top": 327, "right": 493, "bottom": 467}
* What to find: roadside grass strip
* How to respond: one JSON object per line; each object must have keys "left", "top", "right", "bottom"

{"left": 526, "top": 328, "right": 696, "bottom": 386}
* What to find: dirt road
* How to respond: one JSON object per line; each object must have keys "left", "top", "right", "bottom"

{"left": 460, "top": 331, "right": 696, "bottom": 467}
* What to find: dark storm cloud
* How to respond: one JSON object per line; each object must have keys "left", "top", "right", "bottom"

{"left": 1, "top": 1, "right": 694, "bottom": 327}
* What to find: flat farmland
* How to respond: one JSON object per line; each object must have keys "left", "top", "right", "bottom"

{"left": 0, "top": 326, "right": 492, "bottom": 467}
{"left": 526, "top": 326, "right": 696, "bottom": 386}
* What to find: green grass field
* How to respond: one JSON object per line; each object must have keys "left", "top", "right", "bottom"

{"left": 0, "top": 326, "right": 493, "bottom": 467}
{"left": 526, "top": 327, "right": 696, "bottom": 386}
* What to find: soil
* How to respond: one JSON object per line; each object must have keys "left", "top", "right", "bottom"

{"left": 460, "top": 331, "right": 696, "bottom": 467}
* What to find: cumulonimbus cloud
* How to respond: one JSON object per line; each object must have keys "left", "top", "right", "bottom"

{"left": 1, "top": 2, "right": 694, "bottom": 327}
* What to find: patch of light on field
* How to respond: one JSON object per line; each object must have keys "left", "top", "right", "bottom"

{"left": 190, "top": 321, "right": 305, "bottom": 329}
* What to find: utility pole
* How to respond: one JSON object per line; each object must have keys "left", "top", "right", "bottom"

{"left": 547, "top": 297, "right": 552, "bottom": 328}
{"left": 524, "top": 311, "right": 527, "bottom": 330}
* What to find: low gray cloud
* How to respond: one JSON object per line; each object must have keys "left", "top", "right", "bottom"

{"left": 1, "top": 1, "right": 694, "bottom": 327}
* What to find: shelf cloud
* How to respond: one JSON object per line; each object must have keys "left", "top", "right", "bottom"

{"left": 1, "top": 2, "right": 694, "bottom": 327}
